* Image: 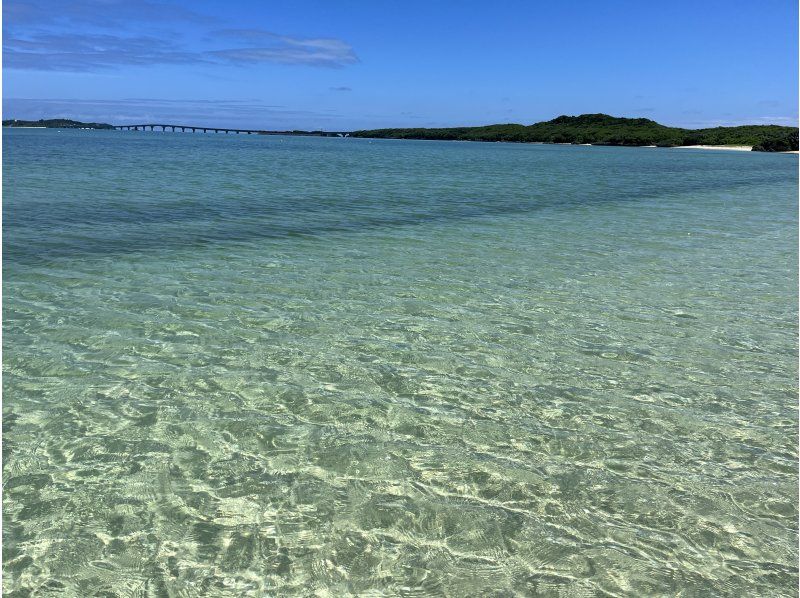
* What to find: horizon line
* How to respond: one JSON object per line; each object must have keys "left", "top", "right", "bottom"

{"left": 3, "top": 112, "right": 799, "bottom": 132}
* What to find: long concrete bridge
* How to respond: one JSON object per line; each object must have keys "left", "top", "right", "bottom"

{"left": 116, "top": 124, "right": 261, "bottom": 134}
{"left": 115, "top": 124, "right": 349, "bottom": 136}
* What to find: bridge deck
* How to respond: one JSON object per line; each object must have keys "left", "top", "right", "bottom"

{"left": 115, "top": 124, "right": 349, "bottom": 136}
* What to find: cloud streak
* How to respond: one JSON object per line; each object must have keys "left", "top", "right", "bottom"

{"left": 4, "top": 0, "right": 212, "bottom": 28}
{"left": 4, "top": 31, "right": 360, "bottom": 70}
{"left": 4, "top": 3, "right": 359, "bottom": 71}
{"left": 4, "top": 33, "right": 203, "bottom": 70}
{"left": 209, "top": 29, "right": 359, "bottom": 68}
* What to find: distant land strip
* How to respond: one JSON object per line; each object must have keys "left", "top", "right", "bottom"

{"left": 1, "top": 119, "right": 349, "bottom": 137}
{"left": 351, "top": 114, "right": 799, "bottom": 152}
{"left": 4, "top": 114, "right": 798, "bottom": 151}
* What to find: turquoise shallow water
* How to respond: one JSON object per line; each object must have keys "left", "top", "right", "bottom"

{"left": 3, "top": 129, "right": 798, "bottom": 596}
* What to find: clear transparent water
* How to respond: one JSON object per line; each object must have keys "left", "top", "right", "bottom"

{"left": 3, "top": 129, "right": 798, "bottom": 596}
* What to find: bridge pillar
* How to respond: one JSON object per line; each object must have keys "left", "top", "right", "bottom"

{"left": 181, "top": 127, "right": 185, "bottom": 132}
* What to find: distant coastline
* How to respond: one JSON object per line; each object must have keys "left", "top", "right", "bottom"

{"left": 351, "top": 114, "right": 799, "bottom": 153}
{"left": 2, "top": 119, "right": 348, "bottom": 137}
{"left": 3, "top": 118, "right": 115, "bottom": 130}
{"left": 5, "top": 114, "right": 798, "bottom": 152}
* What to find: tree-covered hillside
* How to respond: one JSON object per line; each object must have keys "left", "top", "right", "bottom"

{"left": 3, "top": 118, "right": 115, "bottom": 129}
{"left": 352, "top": 114, "right": 798, "bottom": 152}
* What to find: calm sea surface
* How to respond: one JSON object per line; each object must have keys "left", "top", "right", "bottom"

{"left": 3, "top": 129, "right": 798, "bottom": 596}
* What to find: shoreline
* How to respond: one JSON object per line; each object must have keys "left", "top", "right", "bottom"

{"left": 361, "top": 137, "right": 800, "bottom": 153}
{"left": 672, "top": 144, "right": 752, "bottom": 151}
{"left": 8, "top": 127, "right": 798, "bottom": 153}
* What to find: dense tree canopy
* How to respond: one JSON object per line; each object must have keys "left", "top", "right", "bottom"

{"left": 2, "top": 120, "right": 354, "bottom": 137}
{"left": 3, "top": 119, "right": 115, "bottom": 129}
{"left": 352, "top": 114, "right": 798, "bottom": 152}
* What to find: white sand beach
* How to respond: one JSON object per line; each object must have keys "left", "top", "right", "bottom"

{"left": 673, "top": 145, "right": 752, "bottom": 151}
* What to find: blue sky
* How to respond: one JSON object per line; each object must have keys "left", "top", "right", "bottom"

{"left": 3, "top": 0, "right": 798, "bottom": 130}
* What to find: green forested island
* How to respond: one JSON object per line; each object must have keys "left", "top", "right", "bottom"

{"left": 3, "top": 118, "right": 115, "bottom": 129}
{"left": 352, "top": 114, "right": 799, "bottom": 152}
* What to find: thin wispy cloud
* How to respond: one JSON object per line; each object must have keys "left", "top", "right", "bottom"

{"left": 4, "top": 31, "right": 359, "bottom": 71}
{"left": 211, "top": 29, "right": 359, "bottom": 68}
{"left": 3, "top": 2, "right": 359, "bottom": 71}
{"left": 3, "top": 0, "right": 212, "bottom": 28}
{"left": 4, "top": 33, "right": 203, "bottom": 70}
